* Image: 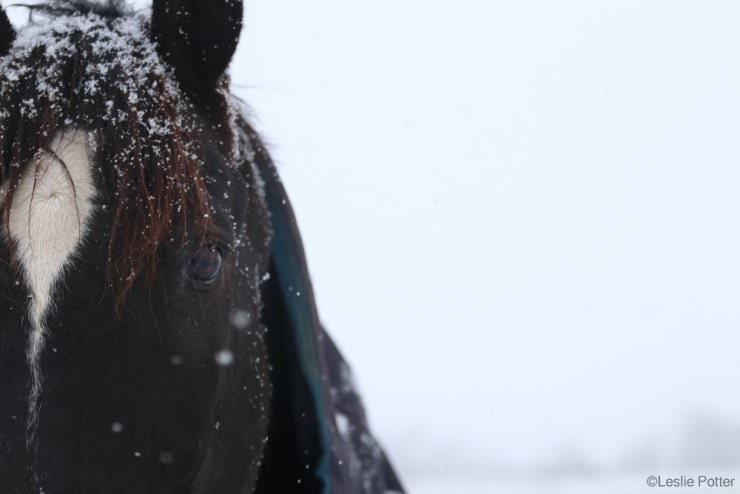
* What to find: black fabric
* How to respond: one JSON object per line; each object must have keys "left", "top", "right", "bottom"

{"left": 319, "top": 337, "right": 406, "bottom": 494}
{"left": 257, "top": 265, "right": 324, "bottom": 493}
{"left": 258, "top": 159, "right": 406, "bottom": 494}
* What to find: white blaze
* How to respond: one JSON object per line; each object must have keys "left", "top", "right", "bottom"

{"left": 5, "top": 130, "right": 96, "bottom": 441}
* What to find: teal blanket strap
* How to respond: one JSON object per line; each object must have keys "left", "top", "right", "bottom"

{"left": 264, "top": 173, "right": 332, "bottom": 494}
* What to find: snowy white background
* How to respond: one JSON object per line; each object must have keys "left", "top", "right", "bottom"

{"left": 6, "top": 1, "right": 740, "bottom": 492}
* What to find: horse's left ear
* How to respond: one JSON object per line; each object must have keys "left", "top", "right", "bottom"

{"left": 0, "top": 7, "right": 16, "bottom": 56}
{"left": 151, "top": 0, "right": 243, "bottom": 95}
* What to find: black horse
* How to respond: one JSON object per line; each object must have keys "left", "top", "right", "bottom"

{"left": 0, "top": 1, "right": 404, "bottom": 492}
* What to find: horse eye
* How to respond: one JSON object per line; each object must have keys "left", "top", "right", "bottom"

{"left": 184, "top": 245, "right": 224, "bottom": 288}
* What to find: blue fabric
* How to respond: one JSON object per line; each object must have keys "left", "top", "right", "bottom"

{"left": 264, "top": 172, "right": 333, "bottom": 493}
{"left": 262, "top": 165, "right": 406, "bottom": 494}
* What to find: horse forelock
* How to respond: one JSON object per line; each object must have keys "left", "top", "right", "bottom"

{"left": 0, "top": 10, "right": 244, "bottom": 309}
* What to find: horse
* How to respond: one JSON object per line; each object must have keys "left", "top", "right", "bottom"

{"left": 0, "top": 1, "right": 404, "bottom": 493}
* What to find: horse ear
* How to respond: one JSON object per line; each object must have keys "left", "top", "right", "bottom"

{"left": 151, "top": 0, "right": 243, "bottom": 95}
{"left": 0, "top": 8, "right": 16, "bottom": 56}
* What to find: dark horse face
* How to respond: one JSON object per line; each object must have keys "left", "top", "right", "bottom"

{"left": 0, "top": 1, "right": 274, "bottom": 492}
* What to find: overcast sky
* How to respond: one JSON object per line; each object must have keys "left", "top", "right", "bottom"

{"left": 229, "top": 0, "right": 740, "bottom": 473}
{"left": 6, "top": 0, "right": 740, "bottom": 479}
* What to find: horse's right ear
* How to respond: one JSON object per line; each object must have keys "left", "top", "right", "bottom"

{"left": 0, "top": 8, "right": 16, "bottom": 56}
{"left": 150, "top": 0, "right": 243, "bottom": 98}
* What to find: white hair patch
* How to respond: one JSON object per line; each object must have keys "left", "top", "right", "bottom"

{"left": 5, "top": 130, "right": 96, "bottom": 443}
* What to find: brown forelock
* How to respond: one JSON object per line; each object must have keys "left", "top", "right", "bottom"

{"left": 0, "top": 20, "right": 235, "bottom": 313}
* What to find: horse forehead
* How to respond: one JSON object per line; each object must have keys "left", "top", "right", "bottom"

{"left": 6, "top": 130, "right": 96, "bottom": 322}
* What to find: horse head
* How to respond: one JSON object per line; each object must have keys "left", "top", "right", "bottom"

{"left": 0, "top": 1, "right": 273, "bottom": 491}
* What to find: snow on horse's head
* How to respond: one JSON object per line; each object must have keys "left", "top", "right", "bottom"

{"left": 0, "top": 1, "right": 275, "bottom": 491}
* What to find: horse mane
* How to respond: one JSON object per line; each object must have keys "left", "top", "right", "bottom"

{"left": 0, "top": 4, "right": 241, "bottom": 311}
